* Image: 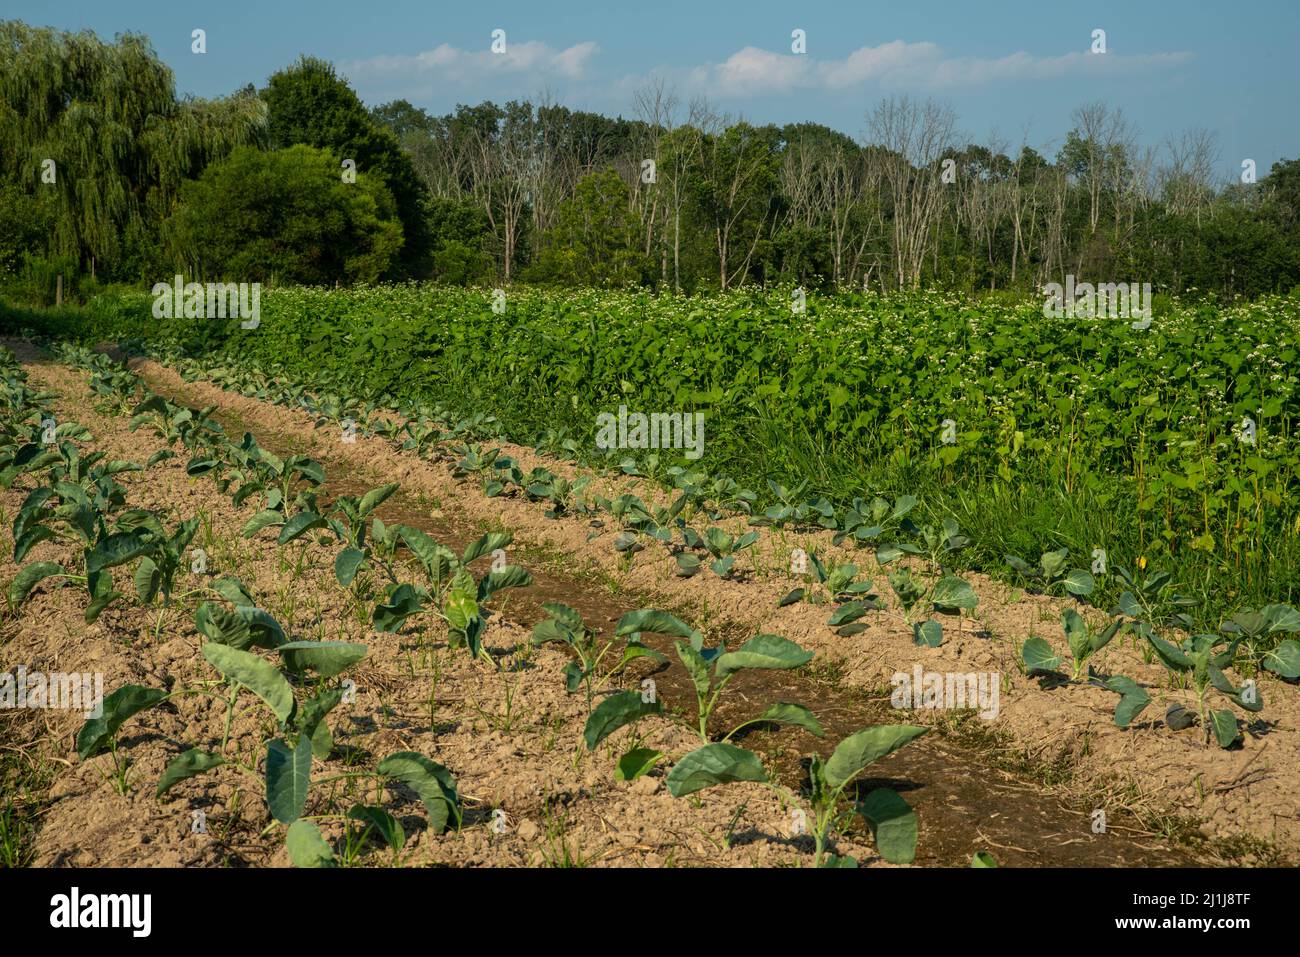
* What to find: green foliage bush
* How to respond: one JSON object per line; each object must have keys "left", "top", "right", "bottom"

{"left": 5, "top": 285, "right": 1299, "bottom": 616}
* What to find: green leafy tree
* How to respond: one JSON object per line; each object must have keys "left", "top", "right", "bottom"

{"left": 691, "top": 123, "right": 781, "bottom": 290}
{"left": 165, "top": 145, "right": 403, "bottom": 284}
{"left": 263, "top": 56, "right": 431, "bottom": 278}
{"left": 0, "top": 22, "right": 265, "bottom": 279}
{"left": 525, "top": 168, "right": 646, "bottom": 286}
{"left": 426, "top": 197, "right": 494, "bottom": 285}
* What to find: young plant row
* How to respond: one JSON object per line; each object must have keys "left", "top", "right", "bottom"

{"left": 532, "top": 602, "right": 927, "bottom": 867}
{"left": 150, "top": 349, "right": 995, "bottom": 648}
{"left": 136, "top": 348, "right": 1300, "bottom": 748}
{"left": 1020, "top": 564, "right": 1299, "bottom": 749}
{"left": 57, "top": 345, "right": 928, "bottom": 866}
{"left": 54, "top": 344, "right": 537, "bottom": 670}
{"left": 7, "top": 344, "right": 484, "bottom": 866}
{"left": 4, "top": 347, "right": 210, "bottom": 630}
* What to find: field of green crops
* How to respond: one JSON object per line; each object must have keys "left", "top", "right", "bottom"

{"left": 4, "top": 286, "right": 1299, "bottom": 617}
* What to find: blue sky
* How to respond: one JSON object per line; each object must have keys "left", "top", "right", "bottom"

{"left": 6, "top": 0, "right": 1299, "bottom": 175}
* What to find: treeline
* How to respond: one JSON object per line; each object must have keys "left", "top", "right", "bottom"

{"left": 3, "top": 20, "right": 1298, "bottom": 303}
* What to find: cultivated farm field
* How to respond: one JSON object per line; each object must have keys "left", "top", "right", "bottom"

{"left": 2, "top": 286, "right": 1299, "bottom": 869}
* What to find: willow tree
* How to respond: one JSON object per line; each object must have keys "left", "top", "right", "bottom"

{"left": 0, "top": 21, "right": 266, "bottom": 278}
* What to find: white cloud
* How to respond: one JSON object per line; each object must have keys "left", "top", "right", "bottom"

{"left": 342, "top": 39, "right": 600, "bottom": 90}
{"left": 678, "top": 41, "right": 1192, "bottom": 96}
{"left": 341, "top": 37, "right": 1192, "bottom": 110}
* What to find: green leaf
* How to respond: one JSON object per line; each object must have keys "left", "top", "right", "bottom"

{"left": 583, "top": 690, "right": 661, "bottom": 750}
{"left": 376, "top": 751, "right": 461, "bottom": 833}
{"left": 334, "top": 547, "right": 366, "bottom": 587}
{"left": 1040, "top": 548, "right": 1070, "bottom": 579}
{"left": 372, "top": 583, "right": 424, "bottom": 633}
{"left": 823, "top": 725, "right": 928, "bottom": 790}
{"left": 358, "top": 483, "right": 400, "bottom": 516}
{"left": 265, "top": 735, "right": 313, "bottom": 823}
{"left": 396, "top": 525, "right": 457, "bottom": 581}
{"left": 1090, "top": 619, "right": 1122, "bottom": 654}
{"left": 461, "top": 531, "right": 512, "bottom": 564}
{"left": 971, "top": 851, "right": 998, "bottom": 868}
{"left": 531, "top": 617, "right": 576, "bottom": 647}
{"left": 615, "top": 748, "right": 663, "bottom": 782}
{"left": 277, "top": 511, "right": 327, "bottom": 545}
{"left": 133, "top": 556, "right": 161, "bottom": 604}
{"left": 675, "top": 640, "right": 712, "bottom": 700}
{"left": 1117, "top": 591, "right": 1144, "bottom": 618}
{"left": 477, "top": 564, "right": 532, "bottom": 600}
{"left": 85, "top": 532, "right": 150, "bottom": 574}
{"left": 748, "top": 702, "right": 824, "bottom": 738}
{"left": 347, "top": 804, "right": 405, "bottom": 853}
{"left": 617, "top": 642, "right": 667, "bottom": 670}
{"left": 541, "top": 601, "right": 586, "bottom": 631}
{"left": 1062, "top": 608, "right": 1090, "bottom": 664}
{"left": 276, "top": 641, "right": 368, "bottom": 678}
{"left": 1262, "top": 639, "right": 1300, "bottom": 679}
{"left": 714, "top": 633, "right": 812, "bottom": 678}
{"left": 8, "top": 561, "right": 65, "bottom": 608}
{"left": 443, "top": 574, "right": 480, "bottom": 636}
{"left": 202, "top": 643, "right": 295, "bottom": 723}
{"left": 1261, "top": 603, "right": 1300, "bottom": 633}
{"left": 156, "top": 749, "right": 226, "bottom": 798}
{"left": 875, "top": 544, "right": 903, "bottom": 565}
{"left": 288, "top": 457, "right": 325, "bottom": 484}
{"left": 76, "top": 685, "right": 167, "bottom": 760}
{"left": 704, "top": 527, "right": 732, "bottom": 557}
{"left": 210, "top": 576, "right": 255, "bottom": 607}
{"left": 298, "top": 688, "right": 343, "bottom": 759}
{"left": 912, "top": 620, "right": 943, "bottom": 647}
{"left": 235, "top": 605, "right": 287, "bottom": 649}
{"left": 1146, "top": 632, "right": 1194, "bottom": 672}
{"left": 1164, "top": 703, "right": 1196, "bottom": 731}
{"left": 1063, "top": 569, "right": 1095, "bottom": 596}
{"left": 1208, "top": 666, "right": 1262, "bottom": 713}
{"left": 827, "top": 601, "right": 868, "bottom": 626}
{"left": 615, "top": 608, "right": 702, "bottom": 648}
{"left": 285, "top": 819, "right": 336, "bottom": 868}
{"left": 931, "top": 575, "right": 978, "bottom": 610}
{"left": 665, "top": 743, "right": 767, "bottom": 797}
{"left": 777, "top": 587, "right": 804, "bottom": 606}
{"left": 84, "top": 588, "right": 122, "bottom": 624}
{"left": 241, "top": 509, "right": 285, "bottom": 538}
{"left": 856, "top": 788, "right": 918, "bottom": 864}
{"left": 1021, "top": 636, "right": 1062, "bottom": 675}
{"left": 561, "top": 660, "right": 583, "bottom": 693}
{"left": 1105, "top": 675, "right": 1151, "bottom": 728}
{"left": 1210, "top": 710, "right": 1242, "bottom": 749}
{"left": 13, "top": 526, "right": 55, "bottom": 563}
{"left": 1005, "top": 554, "right": 1035, "bottom": 575}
